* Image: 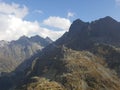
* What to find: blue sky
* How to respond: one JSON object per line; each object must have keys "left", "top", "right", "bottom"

{"left": 3, "top": 0, "right": 120, "bottom": 21}
{"left": 0, "top": 0, "right": 120, "bottom": 41}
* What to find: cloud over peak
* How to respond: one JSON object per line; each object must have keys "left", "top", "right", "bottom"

{"left": 0, "top": 2, "right": 71, "bottom": 41}
{"left": 43, "top": 16, "right": 71, "bottom": 31}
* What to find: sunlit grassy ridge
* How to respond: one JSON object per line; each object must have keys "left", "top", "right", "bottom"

{"left": 17, "top": 47, "right": 120, "bottom": 90}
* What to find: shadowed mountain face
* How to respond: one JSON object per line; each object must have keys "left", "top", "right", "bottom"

{"left": 55, "top": 16, "right": 120, "bottom": 50}
{"left": 15, "top": 16, "right": 120, "bottom": 90}
{"left": 0, "top": 35, "right": 52, "bottom": 73}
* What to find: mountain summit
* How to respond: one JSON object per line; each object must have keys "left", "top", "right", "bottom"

{"left": 55, "top": 16, "right": 120, "bottom": 50}
{"left": 96, "top": 16, "right": 118, "bottom": 23}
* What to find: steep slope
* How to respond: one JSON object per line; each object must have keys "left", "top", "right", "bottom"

{"left": 0, "top": 35, "right": 52, "bottom": 73}
{"left": 90, "top": 43, "right": 120, "bottom": 77}
{"left": 17, "top": 47, "right": 120, "bottom": 90}
{"left": 13, "top": 16, "right": 120, "bottom": 90}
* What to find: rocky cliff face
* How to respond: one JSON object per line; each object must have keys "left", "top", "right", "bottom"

{"left": 0, "top": 35, "right": 52, "bottom": 73}
{"left": 55, "top": 16, "right": 120, "bottom": 49}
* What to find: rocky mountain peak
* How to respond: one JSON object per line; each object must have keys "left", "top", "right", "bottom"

{"left": 56, "top": 16, "right": 120, "bottom": 50}
{"left": 69, "top": 19, "right": 89, "bottom": 34}
{"left": 30, "top": 35, "right": 42, "bottom": 40}
{"left": 19, "top": 35, "right": 29, "bottom": 40}
{"left": 45, "top": 37, "right": 53, "bottom": 43}
{"left": 99, "top": 16, "right": 117, "bottom": 22}
{"left": 92, "top": 16, "right": 118, "bottom": 26}
{"left": 72, "top": 19, "right": 85, "bottom": 24}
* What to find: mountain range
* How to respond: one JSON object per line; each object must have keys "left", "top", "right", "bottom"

{"left": 0, "top": 35, "right": 52, "bottom": 74}
{"left": 1, "top": 16, "right": 120, "bottom": 90}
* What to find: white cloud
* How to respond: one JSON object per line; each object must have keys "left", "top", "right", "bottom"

{"left": 115, "top": 0, "right": 120, "bottom": 5}
{"left": 34, "top": 9, "right": 43, "bottom": 14}
{"left": 0, "top": 15, "right": 39, "bottom": 40}
{"left": 0, "top": 2, "right": 71, "bottom": 41}
{"left": 37, "top": 28, "right": 65, "bottom": 41}
{"left": 0, "top": 2, "right": 28, "bottom": 18}
{"left": 43, "top": 16, "right": 71, "bottom": 31}
{"left": 67, "top": 12, "right": 74, "bottom": 18}
{"left": 0, "top": 14, "right": 66, "bottom": 41}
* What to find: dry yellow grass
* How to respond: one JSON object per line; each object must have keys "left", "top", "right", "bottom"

{"left": 16, "top": 47, "right": 120, "bottom": 90}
